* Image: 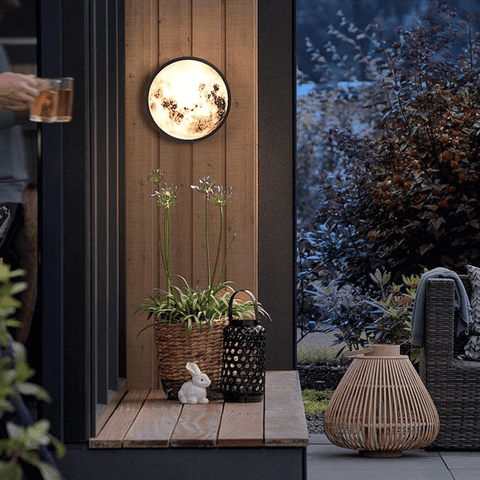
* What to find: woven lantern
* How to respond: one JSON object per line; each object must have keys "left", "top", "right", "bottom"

{"left": 324, "top": 344, "right": 439, "bottom": 457}
{"left": 221, "top": 290, "right": 266, "bottom": 403}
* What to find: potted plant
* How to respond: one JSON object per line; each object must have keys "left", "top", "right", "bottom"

{"left": 138, "top": 170, "right": 268, "bottom": 400}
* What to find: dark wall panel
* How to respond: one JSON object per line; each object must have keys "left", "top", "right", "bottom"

{"left": 258, "top": 0, "right": 296, "bottom": 369}
{"left": 39, "top": 0, "right": 125, "bottom": 443}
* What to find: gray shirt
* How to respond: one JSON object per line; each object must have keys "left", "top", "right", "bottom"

{"left": 0, "top": 40, "right": 29, "bottom": 205}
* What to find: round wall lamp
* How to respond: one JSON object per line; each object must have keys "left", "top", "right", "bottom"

{"left": 146, "top": 57, "right": 231, "bottom": 142}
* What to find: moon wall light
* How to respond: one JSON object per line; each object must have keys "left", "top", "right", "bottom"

{"left": 146, "top": 57, "right": 231, "bottom": 142}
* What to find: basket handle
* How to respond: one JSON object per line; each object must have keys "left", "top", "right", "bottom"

{"left": 228, "top": 289, "right": 259, "bottom": 324}
{"left": 343, "top": 346, "right": 374, "bottom": 358}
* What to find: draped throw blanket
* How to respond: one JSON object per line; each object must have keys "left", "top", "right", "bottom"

{"left": 411, "top": 267, "right": 472, "bottom": 347}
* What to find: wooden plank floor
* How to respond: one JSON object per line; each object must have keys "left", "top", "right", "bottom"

{"left": 89, "top": 371, "right": 309, "bottom": 449}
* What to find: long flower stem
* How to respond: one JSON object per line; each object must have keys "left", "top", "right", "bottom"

{"left": 205, "top": 198, "right": 212, "bottom": 287}
{"left": 157, "top": 205, "right": 168, "bottom": 285}
{"left": 164, "top": 207, "right": 172, "bottom": 294}
{"left": 218, "top": 231, "right": 237, "bottom": 284}
{"left": 211, "top": 204, "right": 224, "bottom": 286}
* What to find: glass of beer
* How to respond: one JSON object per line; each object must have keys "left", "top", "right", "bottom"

{"left": 55, "top": 77, "right": 74, "bottom": 122}
{"left": 29, "top": 79, "right": 61, "bottom": 123}
{"left": 30, "top": 78, "right": 60, "bottom": 123}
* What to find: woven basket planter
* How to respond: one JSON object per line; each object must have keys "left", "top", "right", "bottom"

{"left": 154, "top": 318, "right": 228, "bottom": 401}
{"left": 324, "top": 344, "right": 439, "bottom": 457}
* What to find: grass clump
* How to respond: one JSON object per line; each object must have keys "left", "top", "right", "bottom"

{"left": 297, "top": 344, "right": 341, "bottom": 365}
{"left": 302, "top": 389, "right": 334, "bottom": 415}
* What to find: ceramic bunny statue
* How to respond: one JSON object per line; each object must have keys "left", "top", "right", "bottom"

{"left": 178, "top": 362, "right": 211, "bottom": 404}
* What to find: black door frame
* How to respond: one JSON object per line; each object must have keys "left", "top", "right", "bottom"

{"left": 38, "top": 0, "right": 126, "bottom": 442}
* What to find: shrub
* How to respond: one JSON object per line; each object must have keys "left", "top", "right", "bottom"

{"left": 365, "top": 269, "right": 420, "bottom": 361}
{"left": 0, "top": 264, "right": 65, "bottom": 479}
{"left": 296, "top": 81, "right": 379, "bottom": 229}
{"left": 298, "top": 267, "right": 420, "bottom": 361}
{"left": 311, "top": 2, "right": 480, "bottom": 287}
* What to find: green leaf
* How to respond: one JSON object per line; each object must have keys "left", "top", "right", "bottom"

{"left": 17, "top": 382, "right": 51, "bottom": 402}
{"left": 2, "top": 319, "right": 22, "bottom": 329}
{"left": 0, "top": 461, "right": 23, "bottom": 480}
{"left": 6, "top": 421, "right": 24, "bottom": 441}
{"left": 49, "top": 434, "right": 66, "bottom": 459}
{"left": 9, "top": 282, "right": 27, "bottom": 296}
{"left": 20, "top": 450, "right": 42, "bottom": 468}
{"left": 38, "top": 462, "right": 64, "bottom": 480}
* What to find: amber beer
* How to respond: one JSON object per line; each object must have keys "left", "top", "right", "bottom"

{"left": 55, "top": 78, "right": 74, "bottom": 122}
{"left": 29, "top": 79, "right": 61, "bottom": 123}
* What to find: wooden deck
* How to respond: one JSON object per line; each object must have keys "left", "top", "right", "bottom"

{"left": 89, "top": 370, "right": 309, "bottom": 450}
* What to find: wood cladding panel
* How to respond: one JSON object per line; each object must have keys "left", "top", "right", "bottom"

{"left": 158, "top": 0, "right": 193, "bottom": 292}
{"left": 125, "top": 0, "right": 159, "bottom": 389}
{"left": 125, "top": 0, "right": 258, "bottom": 388}
{"left": 225, "top": 0, "right": 258, "bottom": 292}
{"left": 192, "top": 0, "right": 225, "bottom": 290}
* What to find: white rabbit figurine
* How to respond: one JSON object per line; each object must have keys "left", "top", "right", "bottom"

{"left": 178, "top": 362, "right": 211, "bottom": 404}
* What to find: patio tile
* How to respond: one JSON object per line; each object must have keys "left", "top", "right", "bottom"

{"left": 307, "top": 444, "right": 452, "bottom": 480}
{"left": 439, "top": 451, "right": 480, "bottom": 480}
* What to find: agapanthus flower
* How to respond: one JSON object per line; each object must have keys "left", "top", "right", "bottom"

{"left": 151, "top": 184, "right": 178, "bottom": 208}
{"left": 148, "top": 168, "right": 165, "bottom": 185}
{"left": 191, "top": 175, "right": 216, "bottom": 193}
{"left": 206, "top": 185, "right": 233, "bottom": 206}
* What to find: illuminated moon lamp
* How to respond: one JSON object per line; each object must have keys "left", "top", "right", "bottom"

{"left": 146, "top": 57, "right": 231, "bottom": 142}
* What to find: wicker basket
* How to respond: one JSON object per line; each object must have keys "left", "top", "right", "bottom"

{"left": 154, "top": 318, "right": 228, "bottom": 400}
{"left": 324, "top": 344, "right": 439, "bottom": 457}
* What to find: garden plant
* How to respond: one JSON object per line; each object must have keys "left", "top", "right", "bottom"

{"left": 138, "top": 171, "right": 269, "bottom": 338}
{"left": 297, "top": 2, "right": 480, "bottom": 352}
{"left": 0, "top": 264, "right": 65, "bottom": 480}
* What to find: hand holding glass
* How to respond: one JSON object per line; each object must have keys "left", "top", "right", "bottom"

{"left": 29, "top": 77, "right": 74, "bottom": 123}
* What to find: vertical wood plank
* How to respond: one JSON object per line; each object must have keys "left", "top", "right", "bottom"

{"left": 156, "top": 0, "right": 193, "bottom": 392}
{"left": 192, "top": 0, "right": 226, "bottom": 290}
{"left": 225, "top": 0, "right": 258, "bottom": 294}
{"left": 158, "top": 0, "right": 193, "bottom": 293}
{"left": 125, "top": 0, "right": 159, "bottom": 389}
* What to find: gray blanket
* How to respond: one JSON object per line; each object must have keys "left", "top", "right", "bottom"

{"left": 411, "top": 267, "right": 472, "bottom": 347}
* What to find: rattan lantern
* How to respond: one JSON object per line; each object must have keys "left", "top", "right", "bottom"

{"left": 221, "top": 290, "right": 266, "bottom": 403}
{"left": 324, "top": 344, "right": 439, "bottom": 457}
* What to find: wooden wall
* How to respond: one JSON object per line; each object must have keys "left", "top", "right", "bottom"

{"left": 125, "top": 0, "right": 258, "bottom": 389}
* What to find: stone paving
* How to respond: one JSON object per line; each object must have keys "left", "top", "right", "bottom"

{"left": 300, "top": 333, "right": 480, "bottom": 479}
{"left": 308, "top": 434, "right": 480, "bottom": 480}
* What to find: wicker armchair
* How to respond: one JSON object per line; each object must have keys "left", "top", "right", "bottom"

{"left": 420, "top": 274, "right": 480, "bottom": 450}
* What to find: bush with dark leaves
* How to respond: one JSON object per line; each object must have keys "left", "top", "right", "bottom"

{"left": 307, "top": 3, "right": 480, "bottom": 289}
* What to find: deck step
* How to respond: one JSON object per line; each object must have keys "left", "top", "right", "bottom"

{"left": 89, "top": 370, "right": 309, "bottom": 449}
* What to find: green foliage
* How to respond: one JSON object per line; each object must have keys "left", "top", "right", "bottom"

{"left": 0, "top": 263, "right": 65, "bottom": 479}
{"left": 299, "top": 267, "right": 421, "bottom": 362}
{"left": 138, "top": 172, "right": 263, "bottom": 337}
{"left": 365, "top": 269, "right": 421, "bottom": 361}
{"left": 302, "top": 389, "right": 334, "bottom": 415}
{"left": 139, "top": 278, "right": 269, "bottom": 338}
{"left": 296, "top": 81, "right": 379, "bottom": 230}
{"left": 308, "top": 3, "right": 480, "bottom": 287}
{"left": 297, "top": 0, "right": 437, "bottom": 82}
{"left": 306, "top": 281, "right": 372, "bottom": 356}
